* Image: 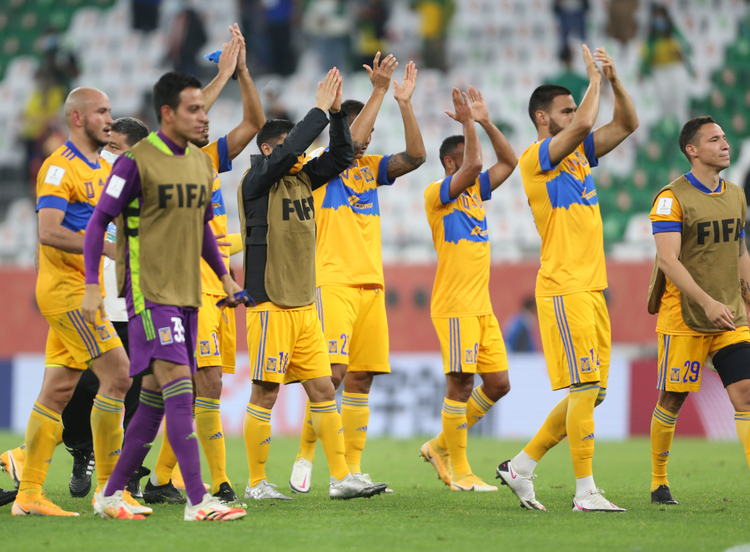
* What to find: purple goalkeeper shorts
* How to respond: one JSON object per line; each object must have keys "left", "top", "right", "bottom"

{"left": 128, "top": 305, "right": 199, "bottom": 377}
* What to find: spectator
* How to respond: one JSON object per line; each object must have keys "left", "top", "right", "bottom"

{"left": 355, "top": 0, "right": 389, "bottom": 69}
{"left": 20, "top": 72, "right": 66, "bottom": 189}
{"left": 131, "top": 0, "right": 162, "bottom": 32}
{"left": 240, "top": 0, "right": 273, "bottom": 74}
{"left": 264, "top": 0, "right": 299, "bottom": 76}
{"left": 36, "top": 27, "right": 79, "bottom": 92}
{"left": 504, "top": 296, "right": 538, "bottom": 353}
{"left": 606, "top": 0, "right": 638, "bottom": 44}
{"left": 261, "top": 80, "right": 292, "bottom": 121}
{"left": 303, "top": 0, "right": 352, "bottom": 72}
{"left": 554, "top": 0, "right": 589, "bottom": 51}
{"left": 410, "top": 0, "right": 454, "bottom": 72}
{"left": 544, "top": 45, "right": 589, "bottom": 104}
{"left": 640, "top": 3, "right": 693, "bottom": 122}
{"left": 166, "top": 1, "right": 207, "bottom": 77}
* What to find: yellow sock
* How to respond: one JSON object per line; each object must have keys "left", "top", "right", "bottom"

{"left": 310, "top": 400, "right": 349, "bottom": 481}
{"left": 341, "top": 392, "right": 369, "bottom": 474}
{"left": 437, "top": 386, "right": 496, "bottom": 450}
{"left": 244, "top": 403, "right": 272, "bottom": 487}
{"left": 442, "top": 398, "right": 470, "bottom": 476}
{"left": 154, "top": 422, "right": 178, "bottom": 486}
{"left": 91, "top": 394, "right": 124, "bottom": 486}
{"left": 18, "top": 402, "right": 61, "bottom": 493}
{"left": 195, "top": 397, "right": 228, "bottom": 493}
{"left": 524, "top": 394, "right": 569, "bottom": 461}
{"left": 735, "top": 411, "right": 750, "bottom": 470}
{"left": 567, "top": 383, "right": 599, "bottom": 479}
{"left": 296, "top": 400, "right": 317, "bottom": 463}
{"left": 651, "top": 404, "right": 678, "bottom": 491}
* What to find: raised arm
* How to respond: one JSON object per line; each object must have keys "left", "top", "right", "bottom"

{"left": 225, "top": 23, "right": 266, "bottom": 161}
{"left": 468, "top": 85, "right": 517, "bottom": 190}
{"left": 546, "top": 44, "right": 601, "bottom": 167}
{"left": 386, "top": 61, "right": 426, "bottom": 180}
{"left": 445, "top": 88, "right": 482, "bottom": 200}
{"left": 350, "top": 52, "right": 398, "bottom": 154}
{"left": 655, "top": 231, "right": 736, "bottom": 330}
{"left": 202, "top": 34, "right": 241, "bottom": 113}
{"left": 592, "top": 47, "right": 639, "bottom": 158}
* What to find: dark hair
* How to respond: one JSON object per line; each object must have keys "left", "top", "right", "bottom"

{"left": 528, "top": 84, "right": 572, "bottom": 127}
{"left": 256, "top": 119, "right": 295, "bottom": 150}
{"left": 439, "top": 135, "right": 465, "bottom": 169}
{"left": 341, "top": 99, "right": 365, "bottom": 123}
{"left": 111, "top": 117, "right": 149, "bottom": 146}
{"left": 153, "top": 71, "right": 202, "bottom": 123}
{"left": 679, "top": 116, "right": 717, "bottom": 160}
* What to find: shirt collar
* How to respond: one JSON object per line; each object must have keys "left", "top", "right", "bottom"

{"left": 157, "top": 129, "right": 187, "bottom": 156}
{"left": 65, "top": 140, "right": 100, "bottom": 169}
{"left": 685, "top": 171, "right": 724, "bottom": 194}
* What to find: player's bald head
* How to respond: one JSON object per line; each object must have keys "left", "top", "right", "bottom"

{"left": 64, "top": 87, "right": 109, "bottom": 121}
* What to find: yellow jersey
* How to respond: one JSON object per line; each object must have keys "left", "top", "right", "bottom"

{"left": 35, "top": 141, "right": 112, "bottom": 315}
{"left": 425, "top": 171, "right": 493, "bottom": 317}
{"left": 520, "top": 133, "right": 606, "bottom": 297}
{"left": 200, "top": 137, "right": 232, "bottom": 295}
{"left": 649, "top": 173, "right": 744, "bottom": 336}
{"left": 312, "top": 153, "right": 394, "bottom": 287}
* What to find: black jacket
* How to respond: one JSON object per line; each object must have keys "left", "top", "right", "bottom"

{"left": 240, "top": 107, "right": 353, "bottom": 304}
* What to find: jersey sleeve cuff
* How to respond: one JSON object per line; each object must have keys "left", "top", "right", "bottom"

{"left": 217, "top": 135, "right": 233, "bottom": 173}
{"left": 583, "top": 132, "right": 598, "bottom": 168}
{"left": 439, "top": 176, "right": 458, "bottom": 205}
{"left": 377, "top": 154, "right": 395, "bottom": 186}
{"left": 652, "top": 221, "right": 682, "bottom": 234}
{"left": 538, "top": 138, "right": 559, "bottom": 172}
{"left": 479, "top": 170, "right": 491, "bottom": 201}
{"left": 36, "top": 195, "right": 68, "bottom": 213}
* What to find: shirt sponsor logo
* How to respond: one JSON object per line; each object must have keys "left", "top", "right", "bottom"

{"left": 45, "top": 165, "right": 66, "bottom": 186}
{"left": 158, "top": 327, "right": 173, "bottom": 345}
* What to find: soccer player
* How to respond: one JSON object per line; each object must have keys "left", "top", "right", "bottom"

{"left": 496, "top": 45, "right": 638, "bottom": 512}
{"left": 11, "top": 87, "right": 133, "bottom": 517}
{"left": 420, "top": 86, "right": 517, "bottom": 491}
{"left": 647, "top": 116, "right": 750, "bottom": 505}
{"left": 82, "top": 71, "right": 247, "bottom": 521}
{"left": 239, "top": 68, "right": 386, "bottom": 500}
{"left": 290, "top": 53, "right": 426, "bottom": 493}
{"left": 146, "top": 25, "right": 264, "bottom": 509}
{"left": 57, "top": 116, "right": 151, "bottom": 500}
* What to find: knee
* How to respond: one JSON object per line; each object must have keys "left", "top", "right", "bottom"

{"left": 658, "top": 391, "right": 688, "bottom": 414}
{"left": 344, "top": 372, "right": 373, "bottom": 394}
{"left": 446, "top": 375, "right": 474, "bottom": 402}
{"left": 330, "top": 372, "right": 343, "bottom": 390}
{"left": 196, "top": 369, "right": 223, "bottom": 399}
{"left": 308, "top": 378, "right": 336, "bottom": 403}
{"left": 108, "top": 373, "right": 133, "bottom": 398}
{"left": 483, "top": 380, "right": 510, "bottom": 402}
{"left": 251, "top": 385, "right": 279, "bottom": 410}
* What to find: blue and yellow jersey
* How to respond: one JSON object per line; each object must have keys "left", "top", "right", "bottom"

{"left": 650, "top": 173, "right": 744, "bottom": 336}
{"left": 35, "top": 141, "right": 112, "bottom": 315}
{"left": 520, "top": 133, "right": 606, "bottom": 297}
{"left": 200, "top": 137, "right": 232, "bottom": 295}
{"left": 424, "top": 171, "right": 493, "bottom": 317}
{"left": 312, "top": 152, "right": 394, "bottom": 287}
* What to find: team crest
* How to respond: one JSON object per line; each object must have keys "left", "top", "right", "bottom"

{"left": 465, "top": 348, "right": 476, "bottom": 364}
{"left": 360, "top": 167, "right": 375, "bottom": 182}
{"left": 328, "top": 340, "right": 338, "bottom": 354}
{"left": 199, "top": 340, "right": 211, "bottom": 356}
{"left": 96, "top": 325, "right": 111, "bottom": 341}
{"left": 580, "top": 357, "right": 592, "bottom": 373}
{"left": 266, "top": 357, "right": 278, "bottom": 373}
{"left": 158, "top": 327, "right": 173, "bottom": 345}
{"left": 670, "top": 367, "right": 681, "bottom": 383}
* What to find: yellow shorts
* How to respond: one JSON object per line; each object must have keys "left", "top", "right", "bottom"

{"left": 432, "top": 314, "right": 509, "bottom": 374}
{"left": 536, "top": 291, "right": 611, "bottom": 391}
{"left": 44, "top": 309, "right": 122, "bottom": 370}
{"left": 315, "top": 285, "right": 390, "bottom": 373}
{"left": 657, "top": 326, "right": 750, "bottom": 392}
{"left": 196, "top": 293, "right": 237, "bottom": 373}
{"left": 246, "top": 302, "right": 331, "bottom": 384}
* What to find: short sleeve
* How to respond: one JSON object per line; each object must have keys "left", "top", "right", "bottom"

{"left": 216, "top": 136, "right": 232, "bottom": 173}
{"left": 424, "top": 180, "right": 445, "bottom": 212}
{"left": 583, "top": 132, "right": 598, "bottom": 168}
{"left": 439, "top": 176, "right": 458, "bottom": 205}
{"left": 538, "top": 138, "right": 557, "bottom": 172}
{"left": 650, "top": 189, "right": 683, "bottom": 234}
{"left": 376, "top": 154, "right": 395, "bottom": 186}
{"left": 479, "top": 170, "right": 491, "bottom": 201}
{"left": 36, "top": 162, "right": 73, "bottom": 213}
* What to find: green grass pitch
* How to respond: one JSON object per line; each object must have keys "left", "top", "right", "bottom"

{"left": 1, "top": 432, "right": 749, "bottom": 552}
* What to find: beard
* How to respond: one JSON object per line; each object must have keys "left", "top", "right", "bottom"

{"left": 84, "top": 119, "right": 109, "bottom": 148}
{"left": 548, "top": 115, "right": 564, "bottom": 136}
{"left": 192, "top": 136, "right": 210, "bottom": 148}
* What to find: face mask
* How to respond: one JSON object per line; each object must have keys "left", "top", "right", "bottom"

{"left": 653, "top": 17, "right": 668, "bottom": 32}
{"left": 100, "top": 149, "right": 119, "bottom": 165}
